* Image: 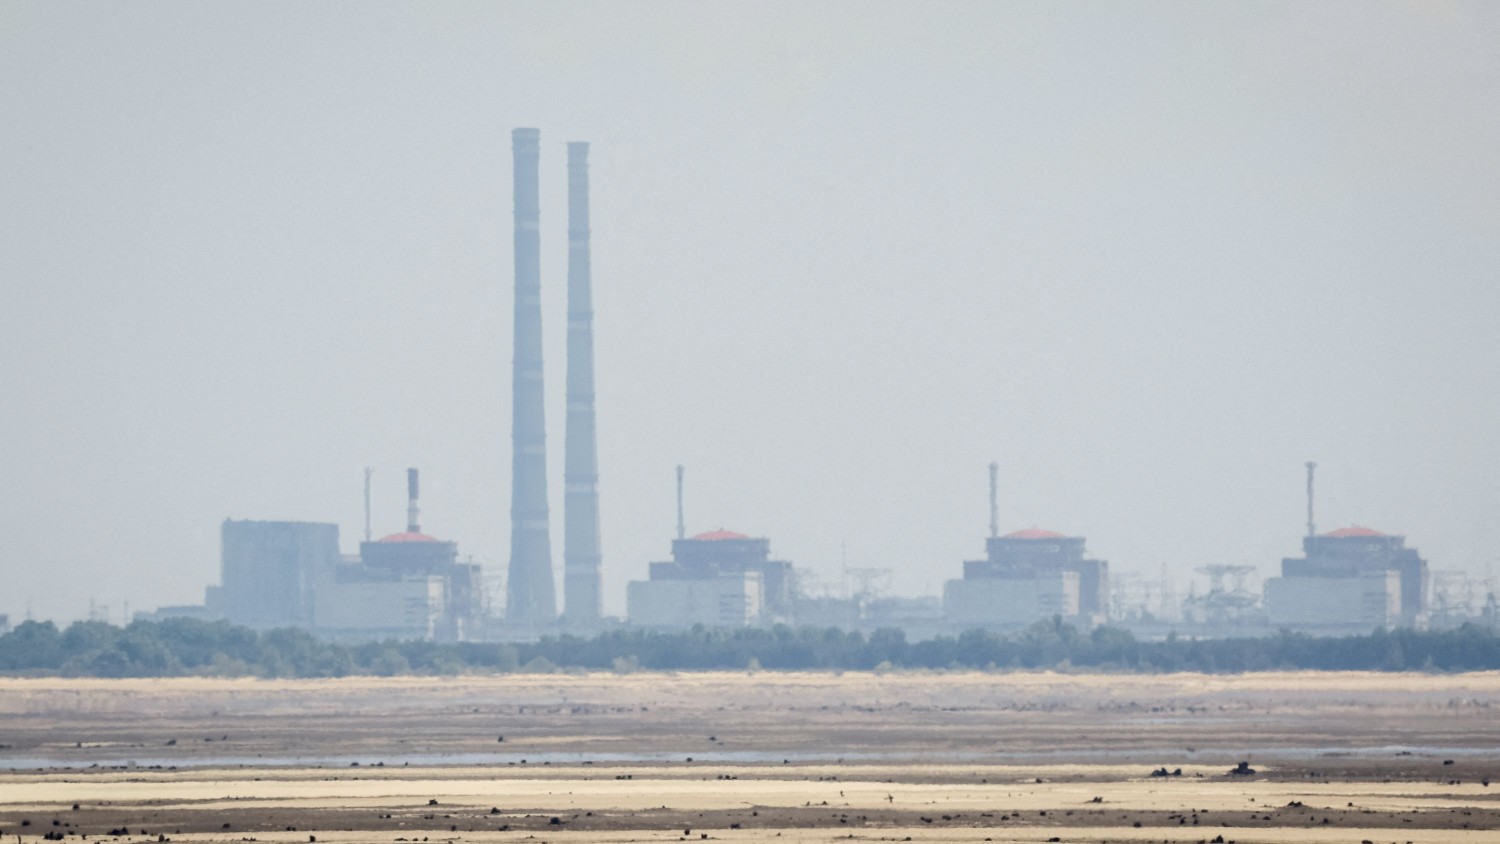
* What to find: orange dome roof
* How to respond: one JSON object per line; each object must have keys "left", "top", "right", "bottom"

{"left": 1002, "top": 529, "right": 1068, "bottom": 540}
{"left": 377, "top": 532, "right": 442, "bottom": 543}
{"left": 690, "top": 529, "right": 751, "bottom": 541}
{"left": 1324, "top": 526, "right": 1387, "bottom": 538}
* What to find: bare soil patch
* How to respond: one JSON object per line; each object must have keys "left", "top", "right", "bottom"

{"left": 2, "top": 672, "right": 1497, "bottom": 842}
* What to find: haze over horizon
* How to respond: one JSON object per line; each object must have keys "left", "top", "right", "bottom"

{"left": 3, "top": 1, "right": 1498, "bottom": 623}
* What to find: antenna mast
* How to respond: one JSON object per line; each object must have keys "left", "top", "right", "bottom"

{"left": 406, "top": 468, "right": 420, "bottom": 534}
{"left": 363, "top": 467, "right": 373, "bottom": 543}
{"left": 988, "top": 461, "right": 999, "bottom": 539}
{"left": 675, "top": 465, "right": 686, "bottom": 540}
{"left": 1305, "top": 461, "right": 1317, "bottom": 538}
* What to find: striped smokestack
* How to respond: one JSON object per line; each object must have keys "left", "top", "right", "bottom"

{"left": 505, "top": 127, "right": 557, "bottom": 624}
{"left": 563, "top": 141, "right": 603, "bottom": 625}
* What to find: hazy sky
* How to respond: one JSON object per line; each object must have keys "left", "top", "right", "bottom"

{"left": 3, "top": 1, "right": 1498, "bottom": 623}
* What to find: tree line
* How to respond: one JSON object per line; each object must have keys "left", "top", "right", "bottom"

{"left": 1, "top": 616, "right": 1498, "bottom": 677}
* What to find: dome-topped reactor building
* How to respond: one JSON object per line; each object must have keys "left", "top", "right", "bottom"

{"left": 943, "top": 465, "right": 1110, "bottom": 630}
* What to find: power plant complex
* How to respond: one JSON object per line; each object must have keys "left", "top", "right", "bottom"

{"left": 140, "top": 129, "right": 1492, "bottom": 642}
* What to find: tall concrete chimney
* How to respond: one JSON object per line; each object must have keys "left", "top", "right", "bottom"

{"left": 505, "top": 127, "right": 557, "bottom": 624}
{"left": 406, "top": 467, "right": 420, "bottom": 534}
{"left": 563, "top": 141, "right": 602, "bottom": 625}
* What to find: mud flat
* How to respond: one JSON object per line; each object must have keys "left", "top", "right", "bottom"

{"left": 1, "top": 671, "right": 1498, "bottom": 842}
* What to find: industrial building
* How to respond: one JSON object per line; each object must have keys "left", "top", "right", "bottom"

{"left": 112, "top": 124, "right": 1478, "bottom": 646}
{"left": 164, "top": 470, "right": 482, "bottom": 641}
{"left": 627, "top": 529, "right": 795, "bottom": 629}
{"left": 313, "top": 572, "right": 447, "bottom": 640}
{"left": 149, "top": 128, "right": 605, "bottom": 640}
{"left": 945, "top": 529, "right": 1111, "bottom": 628}
{"left": 207, "top": 519, "right": 339, "bottom": 629}
{"left": 943, "top": 464, "right": 1110, "bottom": 629}
{"left": 314, "top": 469, "right": 483, "bottom": 641}
{"left": 626, "top": 467, "right": 797, "bottom": 629}
{"left": 1261, "top": 464, "right": 1431, "bottom": 633}
{"left": 1265, "top": 526, "right": 1429, "bottom": 631}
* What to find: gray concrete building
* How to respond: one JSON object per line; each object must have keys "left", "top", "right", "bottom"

{"left": 945, "top": 529, "right": 1111, "bottom": 629}
{"left": 196, "top": 470, "right": 482, "bottom": 641}
{"left": 318, "top": 468, "right": 483, "bottom": 640}
{"left": 628, "top": 571, "right": 763, "bottom": 629}
{"left": 313, "top": 573, "right": 448, "bottom": 640}
{"left": 1265, "top": 526, "right": 1430, "bottom": 631}
{"left": 627, "top": 529, "right": 795, "bottom": 628}
{"left": 209, "top": 519, "right": 340, "bottom": 629}
{"left": 1266, "top": 569, "right": 1401, "bottom": 631}
{"left": 334, "top": 529, "right": 482, "bottom": 641}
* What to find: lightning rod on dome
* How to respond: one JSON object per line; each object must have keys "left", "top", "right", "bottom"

{"left": 676, "top": 464, "right": 686, "bottom": 541}
{"left": 1305, "top": 461, "right": 1317, "bottom": 538}
{"left": 988, "top": 461, "right": 999, "bottom": 539}
{"left": 363, "top": 466, "right": 373, "bottom": 543}
{"left": 407, "top": 468, "right": 421, "bottom": 534}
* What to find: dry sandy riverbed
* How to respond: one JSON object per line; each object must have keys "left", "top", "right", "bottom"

{"left": 2, "top": 671, "right": 1499, "bottom": 842}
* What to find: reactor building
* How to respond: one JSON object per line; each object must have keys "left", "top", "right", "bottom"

{"left": 314, "top": 469, "right": 484, "bottom": 641}
{"left": 1264, "top": 526, "right": 1430, "bottom": 632}
{"left": 626, "top": 468, "right": 795, "bottom": 628}
{"left": 627, "top": 529, "right": 795, "bottom": 629}
{"left": 945, "top": 529, "right": 1111, "bottom": 628}
{"left": 943, "top": 464, "right": 1109, "bottom": 629}
{"left": 194, "top": 470, "right": 481, "bottom": 640}
{"left": 1262, "top": 463, "right": 1430, "bottom": 632}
